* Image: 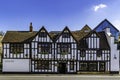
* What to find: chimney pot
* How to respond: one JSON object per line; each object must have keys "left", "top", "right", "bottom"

{"left": 30, "top": 22, "right": 33, "bottom": 32}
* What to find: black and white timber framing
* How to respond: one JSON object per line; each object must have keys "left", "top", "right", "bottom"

{"left": 2, "top": 23, "right": 119, "bottom": 74}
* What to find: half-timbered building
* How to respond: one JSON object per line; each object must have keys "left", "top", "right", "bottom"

{"left": 2, "top": 23, "right": 119, "bottom": 74}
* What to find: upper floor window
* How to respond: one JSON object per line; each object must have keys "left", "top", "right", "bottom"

{"left": 86, "top": 33, "right": 99, "bottom": 49}
{"left": 38, "top": 43, "right": 51, "bottom": 54}
{"left": 80, "top": 50, "right": 86, "bottom": 57}
{"left": 62, "top": 33, "right": 70, "bottom": 38}
{"left": 97, "top": 50, "right": 102, "bottom": 57}
{"left": 10, "top": 44, "right": 24, "bottom": 54}
{"left": 39, "top": 32, "right": 47, "bottom": 37}
{"left": 57, "top": 43, "right": 71, "bottom": 54}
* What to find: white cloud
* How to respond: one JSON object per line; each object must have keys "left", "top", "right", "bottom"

{"left": 94, "top": 4, "right": 107, "bottom": 12}
{"left": 112, "top": 20, "right": 120, "bottom": 31}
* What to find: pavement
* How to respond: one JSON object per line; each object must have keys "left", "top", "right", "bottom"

{"left": 0, "top": 74, "right": 120, "bottom": 80}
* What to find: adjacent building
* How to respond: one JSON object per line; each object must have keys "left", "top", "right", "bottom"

{"left": 2, "top": 21, "right": 119, "bottom": 74}
{"left": 94, "top": 19, "right": 119, "bottom": 40}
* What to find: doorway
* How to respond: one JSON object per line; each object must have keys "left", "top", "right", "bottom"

{"left": 58, "top": 63, "right": 66, "bottom": 74}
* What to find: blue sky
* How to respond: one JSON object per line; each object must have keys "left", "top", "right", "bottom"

{"left": 0, "top": 0, "right": 120, "bottom": 32}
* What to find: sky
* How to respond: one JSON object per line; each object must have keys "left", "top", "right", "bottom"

{"left": 0, "top": 0, "right": 120, "bottom": 32}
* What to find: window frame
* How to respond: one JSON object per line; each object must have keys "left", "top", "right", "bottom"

{"left": 10, "top": 43, "right": 24, "bottom": 54}
{"left": 35, "top": 60, "right": 52, "bottom": 70}
{"left": 57, "top": 43, "right": 71, "bottom": 54}
{"left": 99, "top": 62, "right": 105, "bottom": 71}
{"left": 80, "top": 50, "right": 86, "bottom": 57}
{"left": 79, "top": 62, "right": 88, "bottom": 71}
{"left": 38, "top": 43, "right": 52, "bottom": 54}
{"left": 97, "top": 50, "right": 102, "bottom": 57}
{"left": 70, "top": 61, "right": 74, "bottom": 70}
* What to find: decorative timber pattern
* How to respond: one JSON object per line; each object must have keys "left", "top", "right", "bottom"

{"left": 2, "top": 21, "right": 119, "bottom": 74}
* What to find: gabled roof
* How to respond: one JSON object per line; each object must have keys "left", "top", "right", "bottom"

{"left": 2, "top": 27, "right": 54, "bottom": 43}
{"left": 2, "top": 24, "right": 110, "bottom": 48}
{"left": 80, "top": 24, "right": 91, "bottom": 32}
{"left": 78, "top": 31, "right": 110, "bottom": 49}
{"left": 31, "top": 26, "right": 53, "bottom": 42}
{"left": 72, "top": 25, "right": 91, "bottom": 41}
{"left": 54, "top": 26, "right": 78, "bottom": 42}
{"left": 94, "top": 19, "right": 119, "bottom": 32}
{"left": 2, "top": 31, "right": 37, "bottom": 43}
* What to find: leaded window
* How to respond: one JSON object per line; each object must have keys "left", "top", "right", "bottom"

{"left": 38, "top": 43, "right": 51, "bottom": 54}
{"left": 10, "top": 44, "right": 24, "bottom": 54}
{"left": 89, "top": 62, "right": 97, "bottom": 71}
{"left": 57, "top": 43, "right": 71, "bottom": 54}
{"left": 35, "top": 60, "right": 52, "bottom": 70}
{"left": 79, "top": 62, "right": 88, "bottom": 71}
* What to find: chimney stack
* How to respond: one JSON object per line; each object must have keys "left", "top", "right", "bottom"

{"left": 103, "top": 27, "right": 111, "bottom": 36}
{"left": 29, "top": 22, "right": 33, "bottom": 32}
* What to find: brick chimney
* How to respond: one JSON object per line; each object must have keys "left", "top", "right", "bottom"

{"left": 29, "top": 22, "right": 33, "bottom": 32}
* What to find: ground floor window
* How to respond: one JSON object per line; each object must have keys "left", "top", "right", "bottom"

{"left": 35, "top": 60, "right": 52, "bottom": 70}
{"left": 99, "top": 62, "right": 105, "bottom": 71}
{"left": 79, "top": 62, "right": 98, "bottom": 71}
{"left": 89, "top": 62, "right": 97, "bottom": 71}
{"left": 79, "top": 62, "right": 88, "bottom": 71}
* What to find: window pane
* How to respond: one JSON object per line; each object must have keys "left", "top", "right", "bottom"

{"left": 80, "top": 50, "right": 86, "bottom": 57}
{"left": 57, "top": 43, "right": 71, "bottom": 54}
{"left": 97, "top": 50, "right": 102, "bottom": 57}
{"left": 99, "top": 62, "right": 105, "bottom": 71}
{"left": 10, "top": 44, "right": 24, "bottom": 54}
{"left": 35, "top": 61, "right": 52, "bottom": 70}
{"left": 80, "top": 62, "right": 88, "bottom": 71}
{"left": 38, "top": 43, "right": 51, "bottom": 54}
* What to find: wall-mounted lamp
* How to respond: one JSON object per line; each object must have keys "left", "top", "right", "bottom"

{"left": 114, "top": 54, "right": 117, "bottom": 59}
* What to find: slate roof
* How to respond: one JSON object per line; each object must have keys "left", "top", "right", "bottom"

{"left": 94, "top": 19, "right": 119, "bottom": 32}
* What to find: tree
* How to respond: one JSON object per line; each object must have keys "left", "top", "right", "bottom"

{"left": 0, "top": 31, "right": 4, "bottom": 36}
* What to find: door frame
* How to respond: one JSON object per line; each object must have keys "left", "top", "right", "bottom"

{"left": 58, "top": 62, "right": 67, "bottom": 74}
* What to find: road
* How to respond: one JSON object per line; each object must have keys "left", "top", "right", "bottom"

{"left": 0, "top": 74, "right": 120, "bottom": 80}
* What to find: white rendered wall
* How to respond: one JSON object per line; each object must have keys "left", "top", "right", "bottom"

{"left": 3, "top": 59, "right": 30, "bottom": 72}
{"left": 110, "top": 36, "right": 119, "bottom": 71}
